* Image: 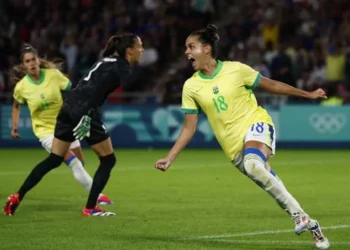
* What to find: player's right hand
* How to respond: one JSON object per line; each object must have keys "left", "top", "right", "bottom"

{"left": 155, "top": 158, "right": 172, "bottom": 172}
{"left": 73, "top": 115, "right": 91, "bottom": 140}
{"left": 11, "top": 128, "right": 20, "bottom": 139}
{"left": 308, "top": 88, "right": 327, "bottom": 99}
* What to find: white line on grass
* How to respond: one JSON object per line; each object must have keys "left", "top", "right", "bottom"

{"left": 0, "top": 159, "right": 348, "bottom": 176}
{"left": 214, "top": 239, "right": 350, "bottom": 246}
{"left": 180, "top": 224, "right": 350, "bottom": 240}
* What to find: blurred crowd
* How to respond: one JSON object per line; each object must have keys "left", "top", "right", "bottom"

{"left": 0, "top": 0, "right": 350, "bottom": 106}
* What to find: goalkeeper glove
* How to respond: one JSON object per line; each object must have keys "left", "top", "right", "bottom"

{"left": 73, "top": 115, "right": 92, "bottom": 140}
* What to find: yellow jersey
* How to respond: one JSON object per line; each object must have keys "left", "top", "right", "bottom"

{"left": 182, "top": 61, "right": 273, "bottom": 160}
{"left": 13, "top": 69, "right": 71, "bottom": 139}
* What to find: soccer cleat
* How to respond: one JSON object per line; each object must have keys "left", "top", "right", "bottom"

{"left": 97, "top": 194, "right": 113, "bottom": 205}
{"left": 82, "top": 206, "right": 116, "bottom": 216}
{"left": 292, "top": 212, "right": 310, "bottom": 235}
{"left": 308, "top": 219, "right": 330, "bottom": 249}
{"left": 3, "top": 193, "right": 20, "bottom": 216}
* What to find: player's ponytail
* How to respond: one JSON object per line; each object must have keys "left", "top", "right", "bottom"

{"left": 102, "top": 36, "right": 121, "bottom": 57}
{"left": 190, "top": 24, "right": 220, "bottom": 58}
{"left": 10, "top": 44, "right": 63, "bottom": 85}
{"left": 102, "top": 34, "right": 138, "bottom": 58}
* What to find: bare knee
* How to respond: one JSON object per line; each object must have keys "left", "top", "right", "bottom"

{"left": 52, "top": 138, "right": 72, "bottom": 156}
{"left": 71, "top": 147, "right": 85, "bottom": 163}
{"left": 91, "top": 138, "right": 114, "bottom": 157}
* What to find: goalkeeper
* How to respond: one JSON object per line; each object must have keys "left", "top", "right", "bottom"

{"left": 4, "top": 34, "right": 144, "bottom": 216}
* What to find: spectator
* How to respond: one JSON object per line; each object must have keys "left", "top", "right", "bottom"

{"left": 270, "top": 43, "right": 295, "bottom": 87}
{"left": 325, "top": 41, "right": 346, "bottom": 91}
{"left": 0, "top": 0, "right": 349, "bottom": 105}
{"left": 262, "top": 18, "right": 279, "bottom": 50}
{"left": 264, "top": 41, "right": 278, "bottom": 66}
{"left": 60, "top": 36, "right": 79, "bottom": 79}
{"left": 308, "top": 59, "right": 326, "bottom": 90}
{"left": 139, "top": 38, "right": 159, "bottom": 68}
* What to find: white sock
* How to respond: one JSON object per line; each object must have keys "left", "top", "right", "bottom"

{"left": 65, "top": 156, "right": 93, "bottom": 192}
{"left": 269, "top": 169, "right": 304, "bottom": 215}
{"left": 242, "top": 153, "right": 305, "bottom": 216}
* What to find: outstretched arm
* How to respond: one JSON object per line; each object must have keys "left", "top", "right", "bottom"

{"left": 155, "top": 114, "right": 198, "bottom": 171}
{"left": 259, "top": 77, "right": 327, "bottom": 99}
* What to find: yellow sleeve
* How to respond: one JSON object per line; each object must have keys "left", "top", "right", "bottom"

{"left": 181, "top": 83, "right": 201, "bottom": 114}
{"left": 239, "top": 63, "right": 261, "bottom": 89}
{"left": 55, "top": 69, "right": 72, "bottom": 91}
{"left": 13, "top": 83, "right": 25, "bottom": 104}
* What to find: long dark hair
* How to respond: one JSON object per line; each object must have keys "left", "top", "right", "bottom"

{"left": 190, "top": 24, "right": 220, "bottom": 58}
{"left": 102, "top": 34, "right": 138, "bottom": 57}
{"left": 10, "top": 44, "right": 63, "bottom": 85}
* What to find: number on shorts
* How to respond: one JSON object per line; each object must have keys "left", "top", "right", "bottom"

{"left": 251, "top": 122, "right": 264, "bottom": 133}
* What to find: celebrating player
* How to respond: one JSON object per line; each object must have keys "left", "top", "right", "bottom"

{"left": 6, "top": 44, "right": 112, "bottom": 208}
{"left": 154, "top": 25, "right": 330, "bottom": 249}
{"left": 4, "top": 35, "right": 143, "bottom": 216}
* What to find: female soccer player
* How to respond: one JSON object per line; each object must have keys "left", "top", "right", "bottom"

{"left": 8, "top": 45, "right": 112, "bottom": 206}
{"left": 155, "top": 25, "right": 330, "bottom": 249}
{"left": 2, "top": 36, "right": 143, "bottom": 216}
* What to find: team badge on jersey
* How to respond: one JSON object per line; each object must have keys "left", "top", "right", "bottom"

{"left": 40, "top": 93, "right": 45, "bottom": 99}
{"left": 213, "top": 86, "right": 219, "bottom": 94}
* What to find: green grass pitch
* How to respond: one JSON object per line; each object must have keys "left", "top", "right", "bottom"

{"left": 0, "top": 149, "right": 349, "bottom": 250}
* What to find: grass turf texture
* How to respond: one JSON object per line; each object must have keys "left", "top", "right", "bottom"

{"left": 0, "top": 149, "right": 349, "bottom": 250}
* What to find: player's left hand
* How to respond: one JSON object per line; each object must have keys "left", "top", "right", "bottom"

{"left": 73, "top": 115, "right": 91, "bottom": 140}
{"left": 155, "top": 158, "right": 172, "bottom": 171}
{"left": 308, "top": 88, "right": 327, "bottom": 99}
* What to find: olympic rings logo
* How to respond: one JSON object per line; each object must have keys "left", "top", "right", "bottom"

{"left": 309, "top": 113, "right": 347, "bottom": 134}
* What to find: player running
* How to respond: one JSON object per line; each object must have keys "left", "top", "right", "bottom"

{"left": 4, "top": 35, "right": 143, "bottom": 216}
{"left": 6, "top": 44, "right": 112, "bottom": 208}
{"left": 154, "top": 25, "right": 330, "bottom": 249}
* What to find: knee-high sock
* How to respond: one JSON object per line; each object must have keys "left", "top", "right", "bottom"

{"left": 85, "top": 154, "right": 116, "bottom": 209}
{"left": 18, "top": 153, "right": 64, "bottom": 200}
{"left": 65, "top": 156, "right": 93, "bottom": 192}
{"left": 241, "top": 148, "right": 305, "bottom": 216}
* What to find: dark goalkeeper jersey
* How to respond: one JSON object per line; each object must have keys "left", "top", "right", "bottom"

{"left": 63, "top": 56, "right": 132, "bottom": 115}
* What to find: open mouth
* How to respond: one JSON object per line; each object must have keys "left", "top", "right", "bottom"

{"left": 188, "top": 56, "right": 196, "bottom": 67}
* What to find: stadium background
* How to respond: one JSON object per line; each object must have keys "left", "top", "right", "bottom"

{"left": 0, "top": 1, "right": 350, "bottom": 250}
{"left": 1, "top": 0, "right": 350, "bottom": 148}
